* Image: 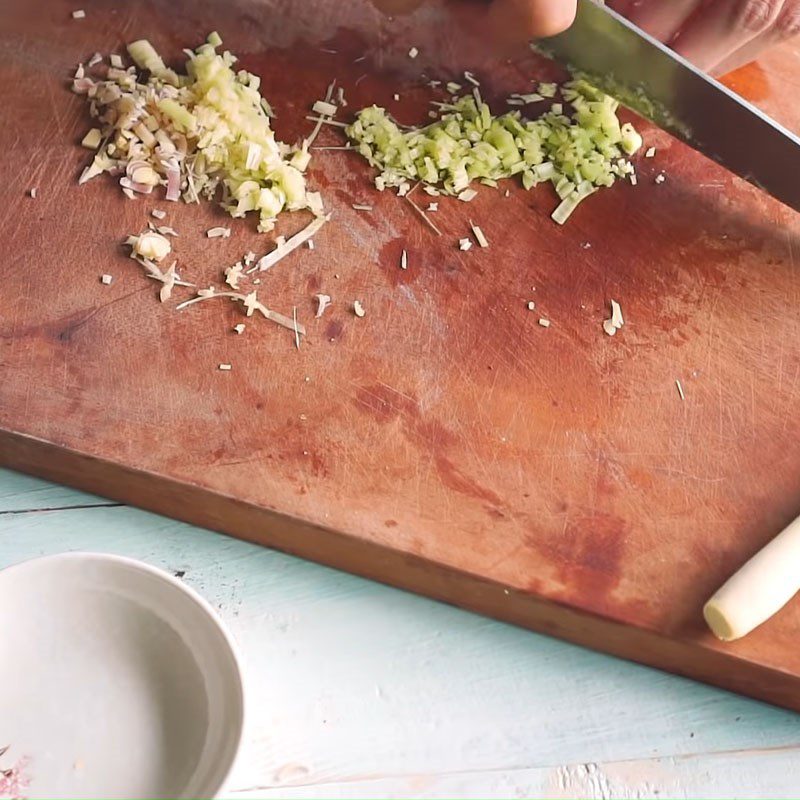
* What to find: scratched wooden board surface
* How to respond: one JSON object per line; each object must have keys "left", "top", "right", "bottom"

{"left": 3, "top": 469, "right": 800, "bottom": 799}
{"left": 2, "top": 0, "right": 800, "bottom": 708}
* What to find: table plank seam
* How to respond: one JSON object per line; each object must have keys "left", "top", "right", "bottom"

{"left": 0, "top": 502, "right": 125, "bottom": 516}
{"left": 226, "top": 741, "right": 800, "bottom": 794}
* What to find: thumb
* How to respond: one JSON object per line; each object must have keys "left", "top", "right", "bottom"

{"left": 488, "top": 0, "right": 578, "bottom": 42}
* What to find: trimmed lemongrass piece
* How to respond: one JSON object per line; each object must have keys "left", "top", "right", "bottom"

{"left": 175, "top": 288, "right": 306, "bottom": 335}
{"left": 72, "top": 9, "right": 85, "bottom": 18}
{"left": 464, "top": 71, "right": 480, "bottom": 86}
{"left": 446, "top": 82, "right": 462, "bottom": 94}
{"left": 127, "top": 39, "right": 179, "bottom": 86}
{"left": 352, "top": 203, "right": 373, "bottom": 211}
{"left": 234, "top": 323, "right": 246, "bottom": 334}
{"left": 109, "top": 53, "right": 123, "bottom": 69}
{"left": 407, "top": 196, "right": 442, "bottom": 235}
{"left": 393, "top": 93, "right": 401, "bottom": 101}
{"left": 151, "top": 209, "right": 167, "bottom": 220}
{"left": 315, "top": 294, "right": 331, "bottom": 317}
{"left": 293, "top": 306, "right": 301, "bottom": 349}
{"left": 427, "top": 202, "right": 438, "bottom": 211}
{"left": 603, "top": 319, "right": 617, "bottom": 337}
{"left": 225, "top": 263, "right": 244, "bottom": 288}
{"left": 251, "top": 214, "right": 330, "bottom": 273}
{"left": 87, "top": 52, "right": 102, "bottom": 67}
{"left": 304, "top": 115, "right": 348, "bottom": 128}
{"left": 458, "top": 238, "right": 472, "bottom": 251}
{"left": 81, "top": 128, "right": 102, "bottom": 149}
{"left": 353, "top": 300, "right": 366, "bottom": 317}
{"left": 655, "top": 173, "right": 666, "bottom": 184}
{"left": 537, "top": 82, "right": 557, "bottom": 97}
{"left": 29, "top": 188, "right": 38, "bottom": 198}
{"left": 470, "top": 222, "right": 488, "bottom": 248}
{"left": 458, "top": 188, "right": 478, "bottom": 202}
{"left": 400, "top": 249, "right": 408, "bottom": 269}
{"left": 207, "top": 30, "right": 223, "bottom": 47}
{"left": 132, "top": 166, "right": 160, "bottom": 186}
{"left": 610, "top": 299, "right": 624, "bottom": 329}
{"left": 101, "top": 274, "right": 113, "bottom": 285}
{"left": 676, "top": 379, "right": 686, "bottom": 401}
{"left": 155, "top": 225, "right": 179, "bottom": 237}
{"left": 620, "top": 123, "right": 643, "bottom": 155}
{"left": 527, "top": 301, "right": 535, "bottom": 311}
{"left": 552, "top": 181, "right": 597, "bottom": 225}
{"left": 510, "top": 92, "right": 544, "bottom": 103}
{"left": 551, "top": 103, "right": 563, "bottom": 115}
{"left": 538, "top": 318, "right": 551, "bottom": 327}
{"left": 219, "top": 363, "right": 232, "bottom": 371}
{"left": 127, "top": 230, "right": 171, "bottom": 262}
{"left": 645, "top": 146, "right": 656, "bottom": 158}
{"left": 312, "top": 100, "right": 338, "bottom": 117}
{"left": 704, "top": 514, "right": 800, "bottom": 641}
{"left": 307, "top": 240, "right": 315, "bottom": 250}
{"left": 206, "top": 226, "right": 231, "bottom": 238}
{"left": 159, "top": 261, "right": 178, "bottom": 302}
{"left": 408, "top": 47, "right": 419, "bottom": 59}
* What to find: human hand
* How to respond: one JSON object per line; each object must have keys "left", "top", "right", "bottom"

{"left": 608, "top": 0, "right": 800, "bottom": 74}
{"left": 370, "top": 0, "right": 799, "bottom": 75}
{"left": 495, "top": 0, "right": 800, "bottom": 74}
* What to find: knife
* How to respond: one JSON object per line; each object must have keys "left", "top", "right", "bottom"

{"left": 537, "top": 0, "right": 800, "bottom": 213}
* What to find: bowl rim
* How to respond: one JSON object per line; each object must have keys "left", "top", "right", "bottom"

{"left": 0, "top": 551, "right": 246, "bottom": 798}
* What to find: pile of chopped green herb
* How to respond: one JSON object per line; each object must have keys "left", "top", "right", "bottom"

{"left": 346, "top": 80, "right": 643, "bottom": 224}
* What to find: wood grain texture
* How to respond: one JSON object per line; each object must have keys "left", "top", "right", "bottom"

{"left": 3, "top": 470, "right": 800, "bottom": 799}
{"left": 2, "top": 0, "right": 800, "bottom": 709}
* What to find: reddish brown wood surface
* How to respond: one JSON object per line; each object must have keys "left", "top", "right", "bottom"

{"left": 3, "top": 0, "right": 800, "bottom": 709}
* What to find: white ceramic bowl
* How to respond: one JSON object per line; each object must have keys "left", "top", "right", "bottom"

{"left": 0, "top": 553, "right": 244, "bottom": 799}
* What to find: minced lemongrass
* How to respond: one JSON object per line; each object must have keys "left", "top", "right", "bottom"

{"left": 81, "top": 128, "right": 102, "bottom": 149}
{"left": 346, "top": 77, "right": 643, "bottom": 223}
{"left": 470, "top": 223, "right": 488, "bottom": 248}
{"left": 75, "top": 34, "right": 323, "bottom": 233}
{"left": 312, "top": 100, "right": 338, "bottom": 117}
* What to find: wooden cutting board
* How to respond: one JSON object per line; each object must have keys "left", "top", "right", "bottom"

{"left": 3, "top": 0, "right": 800, "bottom": 710}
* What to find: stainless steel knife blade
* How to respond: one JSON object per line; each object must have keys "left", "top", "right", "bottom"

{"left": 538, "top": 0, "right": 800, "bottom": 212}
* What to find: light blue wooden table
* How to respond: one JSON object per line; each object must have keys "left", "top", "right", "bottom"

{"left": 2, "top": 466, "right": 799, "bottom": 799}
